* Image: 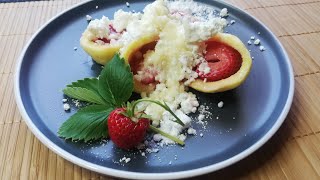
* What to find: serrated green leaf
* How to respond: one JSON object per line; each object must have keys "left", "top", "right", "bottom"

{"left": 58, "top": 105, "right": 113, "bottom": 142}
{"left": 63, "top": 87, "right": 107, "bottom": 105}
{"left": 98, "top": 54, "right": 133, "bottom": 107}
{"left": 67, "top": 78, "right": 99, "bottom": 94}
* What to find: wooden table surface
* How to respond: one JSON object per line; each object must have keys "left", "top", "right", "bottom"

{"left": 1, "top": 0, "right": 320, "bottom": 179}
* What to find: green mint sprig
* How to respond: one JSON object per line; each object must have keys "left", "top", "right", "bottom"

{"left": 58, "top": 54, "right": 133, "bottom": 142}
{"left": 58, "top": 54, "right": 185, "bottom": 145}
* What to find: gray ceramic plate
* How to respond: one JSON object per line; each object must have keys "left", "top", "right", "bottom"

{"left": 15, "top": 0, "right": 294, "bottom": 179}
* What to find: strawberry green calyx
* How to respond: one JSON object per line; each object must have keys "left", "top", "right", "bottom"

{"left": 129, "top": 99, "right": 185, "bottom": 127}
{"left": 120, "top": 99, "right": 186, "bottom": 146}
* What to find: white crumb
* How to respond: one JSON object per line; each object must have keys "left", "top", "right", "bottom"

{"left": 153, "top": 134, "right": 162, "bottom": 142}
{"left": 259, "top": 46, "right": 266, "bottom": 51}
{"left": 218, "top": 101, "right": 224, "bottom": 108}
{"left": 125, "top": 158, "right": 131, "bottom": 163}
{"left": 86, "top": 15, "right": 92, "bottom": 21}
{"left": 119, "top": 156, "right": 131, "bottom": 163}
{"left": 254, "top": 39, "right": 260, "bottom": 45}
{"left": 187, "top": 128, "right": 197, "bottom": 135}
{"left": 178, "top": 134, "right": 187, "bottom": 141}
{"left": 63, "top": 103, "right": 70, "bottom": 111}
{"left": 146, "top": 148, "right": 159, "bottom": 153}
{"left": 72, "top": 99, "right": 81, "bottom": 108}
{"left": 220, "top": 8, "right": 228, "bottom": 17}
{"left": 198, "top": 114, "right": 205, "bottom": 121}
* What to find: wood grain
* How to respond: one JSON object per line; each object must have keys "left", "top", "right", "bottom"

{"left": 279, "top": 35, "right": 320, "bottom": 76}
{"left": 1, "top": 0, "right": 320, "bottom": 179}
{"left": 246, "top": 2, "right": 320, "bottom": 37}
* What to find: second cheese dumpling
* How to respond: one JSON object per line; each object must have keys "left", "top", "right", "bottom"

{"left": 121, "top": 34, "right": 159, "bottom": 94}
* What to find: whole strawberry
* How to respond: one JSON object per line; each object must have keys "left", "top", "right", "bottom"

{"left": 108, "top": 108, "right": 150, "bottom": 149}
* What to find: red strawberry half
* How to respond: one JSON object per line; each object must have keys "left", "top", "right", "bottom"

{"left": 108, "top": 108, "right": 150, "bottom": 149}
{"left": 197, "top": 41, "right": 242, "bottom": 82}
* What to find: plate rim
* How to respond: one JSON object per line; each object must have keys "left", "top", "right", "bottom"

{"left": 14, "top": 0, "right": 295, "bottom": 179}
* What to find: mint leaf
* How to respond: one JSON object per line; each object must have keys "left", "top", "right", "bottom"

{"left": 58, "top": 105, "right": 113, "bottom": 142}
{"left": 67, "top": 78, "right": 99, "bottom": 94}
{"left": 98, "top": 54, "right": 133, "bottom": 107}
{"left": 63, "top": 87, "right": 107, "bottom": 105}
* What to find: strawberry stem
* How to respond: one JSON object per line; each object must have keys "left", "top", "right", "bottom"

{"left": 149, "top": 125, "right": 185, "bottom": 146}
{"left": 131, "top": 99, "right": 185, "bottom": 126}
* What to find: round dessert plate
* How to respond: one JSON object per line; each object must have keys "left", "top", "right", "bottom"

{"left": 15, "top": 0, "right": 294, "bottom": 179}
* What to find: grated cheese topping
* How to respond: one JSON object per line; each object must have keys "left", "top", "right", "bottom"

{"left": 84, "top": 0, "right": 229, "bottom": 145}
{"left": 87, "top": 16, "right": 111, "bottom": 39}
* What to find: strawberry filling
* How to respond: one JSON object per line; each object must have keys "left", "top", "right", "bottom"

{"left": 171, "top": 10, "right": 186, "bottom": 16}
{"left": 94, "top": 37, "right": 111, "bottom": 44}
{"left": 108, "top": 24, "right": 118, "bottom": 34}
{"left": 197, "top": 41, "right": 242, "bottom": 82}
{"left": 129, "top": 41, "right": 159, "bottom": 85}
{"left": 92, "top": 24, "right": 122, "bottom": 44}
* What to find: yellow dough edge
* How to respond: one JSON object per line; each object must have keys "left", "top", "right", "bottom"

{"left": 121, "top": 34, "right": 159, "bottom": 63}
{"left": 189, "top": 33, "right": 252, "bottom": 93}
{"left": 121, "top": 34, "right": 159, "bottom": 94}
{"left": 80, "top": 30, "right": 121, "bottom": 65}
